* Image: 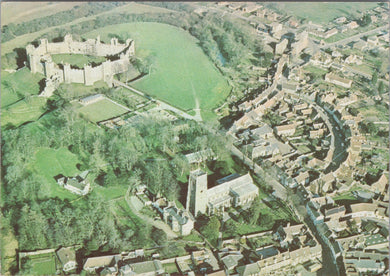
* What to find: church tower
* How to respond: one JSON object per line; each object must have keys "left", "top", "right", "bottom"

{"left": 186, "top": 169, "right": 208, "bottom": 217}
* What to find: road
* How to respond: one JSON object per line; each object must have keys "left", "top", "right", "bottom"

{"left": 113, "top": 80, "right": 202, "bottom": 121}
{"left": 286, "top": 90, "right": 349, "bottom": 173}
{"left": 320, "top": 25, "right": 389, "bottom": 49}
{"left": 124, "top": 186, "right": 178, "bottom": 239}
{"left": 290, "top": 193, "right": 340, "bottom": 276}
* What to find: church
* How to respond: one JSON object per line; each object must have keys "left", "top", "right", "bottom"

{"left": 186, "top": 169, "right": 259, "bottom": 217}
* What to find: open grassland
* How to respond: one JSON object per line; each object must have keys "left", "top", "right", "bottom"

{"left": 1, "top": 68, "right": 44, "bottom": 108}
{"left": 1, "top": 2, "right": 175, "bottom": 56}
{"left": 1, "top": 97, "right": 46, "bottom": 127}
{"left": 267, "top": 2, "right": 379, "bottom": 24}
{"left": 77, "top": 98, "right": 129, "bottom": 122}
{"left": 52, "top": 54, "right": 106, "bottom": 68}
{"left": 1, "top": 2, "right": 85, "bottom": 25}
{"left": 84, "top": 22, "right": 231, "bottom": 112}
{"left": 32, "top": 147, "right": 81, "bottom": 200}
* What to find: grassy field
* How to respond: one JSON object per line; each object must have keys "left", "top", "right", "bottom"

{"left": 1, "top": 2, "right": 85, "bottom": 25}
{"left": 1, "top": 97, "right": 47, "bottom": 127}
{"left": 32, "top": 147, "right": 81, "bottom": 199}
{"left": 84, "top": 22, "right": 231, "bottom": 113}
{"left": 52, "top": 54, "right": 106, "bottom": 68}
{"left": 1, "top": 68, "right": 45, "bottom": 108}
{"left": 267, "top": 2, "right": 379, "bottom": 24}
{"left": 78, "top": 98, "right": 129, "bottom": 122}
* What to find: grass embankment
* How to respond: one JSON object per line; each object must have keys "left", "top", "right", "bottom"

{"left": 1, "top": 68, "right": 44, "bottom": 108}
{"left": 85, "top": 22, "right": 231, "bottom": 117}
{"left": 1, "top": 68, "right": 48, "bottom": 127}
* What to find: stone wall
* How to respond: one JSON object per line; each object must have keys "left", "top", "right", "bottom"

{"left": 26, "top": 34, "right": 135, "bottom": 97}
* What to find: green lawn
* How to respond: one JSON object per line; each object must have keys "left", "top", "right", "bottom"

{"left": 163, "top": 262, "right": 179, "bottom": 274}
{"left": 31, "top": 256, "right": 57, "bottom": 275}
{"left": 84, "top": 22, "right": 230, "bottom": 113}
{"left": 1, "top": 97, "right": 46, "bottom": 127}
{"left": 52, "top": 53, "right": 106, "bottom": 68}
{"left": 22, "top": 252, "right": 57, "bottom": 275}
{"left": 267, "top": 2, "right": 379, "bottom": 24}
{"left": 78, "top": 98, "right": 129, "bottom": 122}
{"left": 1, "top": 68, "right": 44, "bottom": 108}
{"left": 32, "top": 147, "right": 81, "bottom": 199}
{"left": 93, "top": 185, "right": 126, "bottom": 201}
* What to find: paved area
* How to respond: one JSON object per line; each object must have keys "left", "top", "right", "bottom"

{"left": 125, "top": 193, "right": 178, "bottom": 239}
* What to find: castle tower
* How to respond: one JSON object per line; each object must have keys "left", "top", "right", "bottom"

{"left": 64, "top": 34, "right": 73, "bottom": 44}
{"left": 63, "top": 63, "right": 72, "bottom": 83}
{"left": 186, "top": 169, "right": 208, "bottom": 217}
{"left": 84, "top": 64, "right": 93, "bottom": 86}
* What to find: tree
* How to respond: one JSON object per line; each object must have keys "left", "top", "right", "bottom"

{"left": 199, "top": 216, "right": 220, "bottom": 245}
{"left": 358, "top": 14, "right": 372, "bottom": 27}
{"left": 372, "top": 70, "right": 378, "bottom": 86}
{"left": 151, "top": 227, "right": 167, "bottom": 246}
{"left": 244, "top": 197, "right": 262, "bottom": 225}
{"left": 223, "top": 220, "right": 238, "bottom": 237}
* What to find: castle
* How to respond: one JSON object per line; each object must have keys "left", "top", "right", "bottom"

{"left": 26, "top": 34, "right": 135, "bottom": 97}
{"left": 186, "top": 169, "right": 259, "bottom": 216}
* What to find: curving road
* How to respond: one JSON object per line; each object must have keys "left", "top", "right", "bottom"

{"left": 320, "top": 25, "right": 389, "bottom": 49}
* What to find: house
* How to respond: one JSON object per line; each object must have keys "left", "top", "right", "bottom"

{"left": 56, "top": 171, "right": 90, "bottom": 196}
{"left": 348, "top": 203, "right": 378, "bottom": 219}
{"left": 324, "top": 28, "right": 338, "bottom": 39}
{"left": 367, "top": 36, "right": 379, "bottom": 46}
{"left": 370, "top": 174, "right": 388, "bottom": 195}
{"left": 346, "top": 21, "right": 359, "bottom": 30}
{"left": 344, "top": 55, "right": 363, "bottom": 65}
{"left": 309, "top": 128, "right": 326, "bottom": 139}
{"left": 324, "top": 205, "right": 346, "bottom": 221}
{"left": 353, "top": 40, "right": 368, "bottom": 51}
{"left": 274, "top": 124, "right": 296, "bottom": 136}
{"left": 334, "top": 17, "right": 347, "bottom": 24}
{"left": 307, "top": 158, "right": 325, "bottom": 168}
{"left": 185, "top": 149, "right": 215, "bottom": 164}
{"left": 325, "top": 73, "right": 352, "bottom": 88}
{"left": 251, "top": 124, "right": 274, "bottom": 139}
{"left": 162, "top": 201, "right": 195, "bottom": 236}
{"left": 236, "top": 263, "right": 261, "bottom": 276}
{"left": 345, "top": 259, "right": 385, "bottom": 275}
{"left": 294, "top": 171, "right": 310, "bottom": 186}
{"left": 250, "top": 143, "right": 280, "bottom": 159}
{"left": 240, "top": 4, "right": 259, "bottom": 13}
{"left": 227, "top": 3, "right": 242, "bottom": 10}
{"left": 307, "top": 201, "right": 324, "bottom": 225}
{"left": 83, "top": 255, "right": 121, "bottom": 272}
{"left": 220, "top": 253, "right": 244, "bottom": 270}
{"left": 56, "top": 247, "right": 77, "bottom": 273}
